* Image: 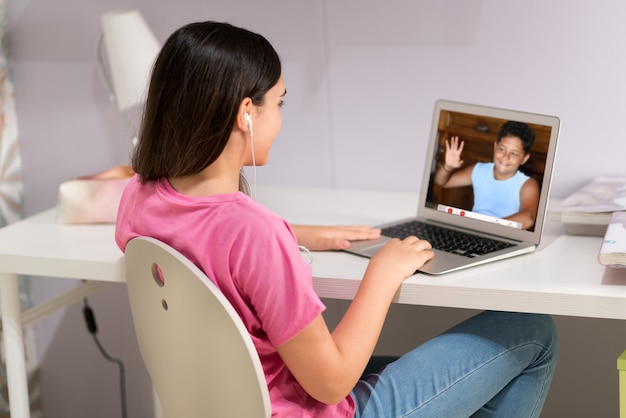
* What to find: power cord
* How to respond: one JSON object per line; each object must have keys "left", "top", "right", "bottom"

{"left": 82, "top": 298, "right": 128, "bottom": 418}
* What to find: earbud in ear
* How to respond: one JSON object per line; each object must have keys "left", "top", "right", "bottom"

{"left": 244, "top": 112, "right": 253, "bottom": 137}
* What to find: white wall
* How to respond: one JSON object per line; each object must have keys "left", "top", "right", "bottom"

{"left": 7, "top": 1, "right": 626, "bottom": 417}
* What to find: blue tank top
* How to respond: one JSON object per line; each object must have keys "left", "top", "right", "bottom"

{"left": 471, "top": 162, "right": 529, "bottom": 218}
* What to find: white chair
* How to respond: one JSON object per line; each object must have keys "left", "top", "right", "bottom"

{"left": 124, "top": 236, "right": 271, "bottom": 418}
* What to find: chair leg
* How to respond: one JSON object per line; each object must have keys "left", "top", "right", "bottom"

{"left": 153, "top": 385, "right": 165, "bottom": 418}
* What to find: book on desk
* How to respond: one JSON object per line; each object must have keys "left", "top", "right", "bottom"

{"left": 599, "top": 211, "right": 626, "bottom": 268}
{"left": 547, "top": 177, "right": 626, "bottom": 236}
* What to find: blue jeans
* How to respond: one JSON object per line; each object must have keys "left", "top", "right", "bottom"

{"left": 351, "top": 311, "right": 558, "bottom": 418}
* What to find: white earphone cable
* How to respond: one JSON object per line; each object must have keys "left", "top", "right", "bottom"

{"left": 249, "top": 119, "right": 257, "bottom": 201}
{"left": 298, "top": 245, "right": 313, "bottom": 264}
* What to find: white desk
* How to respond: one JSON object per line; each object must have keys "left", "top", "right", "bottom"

{"left": 256, "top": 186, "right": 626, "bottom": 318}
{"left": 1, "top": 185, "right": 625, "bottom": 417}
{"left": 0, "top": 208, "right": 125, "bottom": 417}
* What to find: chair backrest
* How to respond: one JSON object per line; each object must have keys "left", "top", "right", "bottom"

{"left": 124, "top": 236, "right": 271, "bottom": 418}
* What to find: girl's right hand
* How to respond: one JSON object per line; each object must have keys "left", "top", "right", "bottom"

{"left": 368, "top": 236, "right": 434, "bottom": 283}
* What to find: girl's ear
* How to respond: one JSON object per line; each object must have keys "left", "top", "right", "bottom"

{"left": 236, "top": 98, "right": 253, "bottom": 132}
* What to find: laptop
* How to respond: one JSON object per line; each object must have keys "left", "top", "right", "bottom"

{"left": 345, "top": 99, "right": 560, "bottom": 274}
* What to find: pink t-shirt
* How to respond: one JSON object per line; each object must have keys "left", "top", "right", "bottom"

{"left": 115, "top": 175, "right": 355, "bottom": 417}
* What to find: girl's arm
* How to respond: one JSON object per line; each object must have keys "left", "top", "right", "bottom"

{"left": 276, "top": 237, "right": 434, "bottom": 404}
{"left": 290, "top": 224, "right": 381, "bottom": 251}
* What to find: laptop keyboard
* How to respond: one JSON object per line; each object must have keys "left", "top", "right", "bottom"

{"left": 381, "top": 220, "right": 514, "bottom": 258}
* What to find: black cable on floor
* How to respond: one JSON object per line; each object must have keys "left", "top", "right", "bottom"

{"left": 83, "top": 297, "right": 128, "bottom": 418}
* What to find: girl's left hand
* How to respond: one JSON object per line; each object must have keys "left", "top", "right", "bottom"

{"left": 291, "top": 224, "right": 381, "bottom": 251}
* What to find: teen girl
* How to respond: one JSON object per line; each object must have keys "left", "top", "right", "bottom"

{"left": 116, "top": 21, "right": 558, "bottom": 417}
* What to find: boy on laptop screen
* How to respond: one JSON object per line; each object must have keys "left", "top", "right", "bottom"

{"left": 432, "top": 120, "right": 540, "bottom": 231}
{"left": 345, "top": 100, "right": 560, "bottom": 274}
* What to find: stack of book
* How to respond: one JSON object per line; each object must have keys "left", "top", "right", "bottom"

{"left": 547, "top": 177, "right": 626, "bottom": 236}
{"left": 547, "top": 177, "right": 626, "bottom": 268}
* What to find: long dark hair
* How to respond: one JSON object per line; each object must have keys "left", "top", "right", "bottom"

{"left": 133, "top": 21, "right": 282, "bottom": 189}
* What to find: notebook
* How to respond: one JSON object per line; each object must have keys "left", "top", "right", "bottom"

{"left": 345, "top": 99, "right": 560, "bottom": 274}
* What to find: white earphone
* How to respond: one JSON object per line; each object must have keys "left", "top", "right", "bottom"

{"left": 244, "top": 112, "right": 252, "bottom": 134}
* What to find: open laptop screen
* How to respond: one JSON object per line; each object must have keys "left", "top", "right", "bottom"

{"left": 422, "top": 100, "right": 559, "bottom": 239}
